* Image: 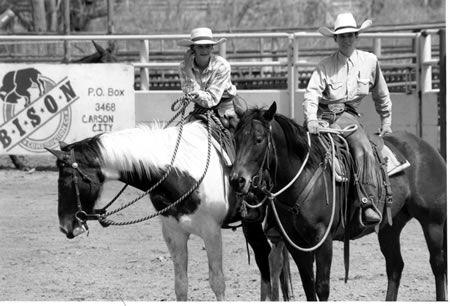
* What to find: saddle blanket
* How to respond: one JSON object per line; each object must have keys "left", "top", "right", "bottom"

{"left": 333, "top": 143, "right": 410, "bottom": 182}
{"left": 211, "top": 138, "right": 233, "bottom": 166}
{"left": 381, "top": 145, "right": 411, "bottom": 176}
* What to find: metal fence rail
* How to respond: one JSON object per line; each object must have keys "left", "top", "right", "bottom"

{"left": 0, "top": 30, "right": 442, "bottom": 99}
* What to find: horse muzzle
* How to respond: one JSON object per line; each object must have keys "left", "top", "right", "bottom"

{"left": 229, "top": 172, "right": 251, "bottom": 195}
{"left": 59, "top": 219, "right": 89, "bottom": 239}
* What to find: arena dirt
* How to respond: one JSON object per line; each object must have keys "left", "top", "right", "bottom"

{"left": 0, "top": 155, "right": 437, "bottom": 301}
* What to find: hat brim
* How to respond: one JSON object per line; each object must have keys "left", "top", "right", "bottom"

{"left": 177, "top": 37, "right": 226, "bottom": 47}
{"left": 318, "top": 19, "right": 372, "bottom": 37}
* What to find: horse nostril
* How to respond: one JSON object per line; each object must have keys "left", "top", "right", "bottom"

{"left": 238, "top": 177, "right": 247, "bottom": 189}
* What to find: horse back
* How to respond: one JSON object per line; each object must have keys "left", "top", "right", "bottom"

{"left": 383, "top": 131, "right": 446, "bottom": 217}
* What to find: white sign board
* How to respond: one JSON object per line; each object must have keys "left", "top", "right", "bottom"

{"left": 0, "top": 64, "right": 135, "bottom": 155}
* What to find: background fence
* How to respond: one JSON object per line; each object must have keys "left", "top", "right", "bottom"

{"left": 0, "top": 28, "right": 445, "bottom": 154}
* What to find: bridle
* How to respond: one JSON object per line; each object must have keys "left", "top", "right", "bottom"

{"left": 66, "top": 149, "right": 120, "bottom": 230}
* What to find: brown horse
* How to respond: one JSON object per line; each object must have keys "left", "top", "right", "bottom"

{"left": 229, "top": 102, "right": 447, "bottom": 301}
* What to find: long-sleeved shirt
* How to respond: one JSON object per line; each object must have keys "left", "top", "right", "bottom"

{"left": 303, "top": 49, "right": 392, "bottom": 126}
{"left": 179, "top": 54, "right": 237, "bottom": 113}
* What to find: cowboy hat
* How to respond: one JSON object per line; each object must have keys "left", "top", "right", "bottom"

{"left": 177, "top": 27, "right": 226, "bottom": 47}
{"left": 318, "top": 13, "right": 372, "bottom": 37}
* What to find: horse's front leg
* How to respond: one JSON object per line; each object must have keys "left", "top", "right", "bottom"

{"left": 242, "top": 221, "right": 273, "bottom": 301}
{"left": 315, "top": 237, "right": 333, "bottom": 301}
{"left": 161, "top": 218, "right": 190, "bottom": 301}
{"left": 203, "top": 223, "right": 225, "bottom": 300}
{"left": 289, "top": 247, "right": 317, "bottom": 301}
{"left": 269, "top": 240, "right": 285, "bottom": 301}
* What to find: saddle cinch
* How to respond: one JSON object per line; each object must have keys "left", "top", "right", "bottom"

{"left": 319, "top": 131, "right": 410, "bottom": 229}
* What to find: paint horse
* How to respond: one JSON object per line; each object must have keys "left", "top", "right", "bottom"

{"left": 47, "top": 116, "right": 291, "bottom": 301}
{"left": 229, "top": 102, "right": 447, "bottom": 301}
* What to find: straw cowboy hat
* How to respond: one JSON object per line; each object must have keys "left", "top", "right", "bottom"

{"left": 318, "top": 13, "right": 372, "bottom": 37}
{"left": 177, "top": 27, "right": 226, "bottom": 47}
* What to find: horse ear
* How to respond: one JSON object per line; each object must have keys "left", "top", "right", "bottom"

{"left": 263, "top": 102, "right": 277, "bottom": 121}
{"left": 92, "top": 40, "right": 105, "bottom": 54}
{"left": 59, "top": 141, "right": 69, "bottom": 149}
{"left": 107, "top": 40, "right": 117, "bottom": 53}
{"left": 45, "top": 147, "right": 67, "bottom": 161}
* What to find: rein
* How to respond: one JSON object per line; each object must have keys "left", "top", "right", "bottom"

{"left": 248, "top": 123, "right": 356, "bottom": 252}
{"left": 69, "top": 96, "right": 214, "bottom": 227}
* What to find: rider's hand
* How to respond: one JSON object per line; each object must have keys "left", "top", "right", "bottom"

{"left": 307, "top": 120, "right": 320, "bottom": 134}
{"left": 379, "top": 124, "right": 392, "bottom": 137}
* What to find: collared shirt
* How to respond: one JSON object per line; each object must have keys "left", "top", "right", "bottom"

{"left": 179, "top": 54, "right": 237, "bottom": 109}
{"left": 303, "top": 49, "right": 392, "bottom": 126}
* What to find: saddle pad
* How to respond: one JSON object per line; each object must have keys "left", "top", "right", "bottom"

{"left": 191, "top": 116, "right": 234, "bottom": 166}
{"left": 211, "top": 138, "right": 232, "bottom": 166}
{"left": 381, "top": 145, "right": 410, "bottom": 176}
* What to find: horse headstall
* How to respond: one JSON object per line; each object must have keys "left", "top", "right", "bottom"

{"left": 249, "top": 123, "right": 277, "bottom": 192}
{"left": 46, "top": 147, "right": 107, "bottom": 227}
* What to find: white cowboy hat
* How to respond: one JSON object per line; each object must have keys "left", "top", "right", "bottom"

{"left": 318, "top": 13, "right": 372, "bottom": 37}
{"left": 177, "top": 27, "right": 226, "bottom": 47}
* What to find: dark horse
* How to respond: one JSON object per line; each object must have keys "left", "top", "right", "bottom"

{"left": 70, "top": 40, "right": 118, "bottom": 64}
{"left": 229, "top": 102, "right": 447, "bottom": 301}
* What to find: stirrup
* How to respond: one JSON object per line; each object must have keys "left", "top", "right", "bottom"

{"left": 359, "top": 197, "right": 382, "bottom": 227}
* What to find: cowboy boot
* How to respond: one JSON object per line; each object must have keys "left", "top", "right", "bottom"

{"left": 361, "top": 194, "right": 381, "bottom": 225}
{"left": 364, "top": 205, "right": 381, "bottom": 223}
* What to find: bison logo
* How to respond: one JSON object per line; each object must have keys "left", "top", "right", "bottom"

{"left": 0, "top": 68, "right": 46, "bottom": 106}
{"left": 0, "top": 67, "right": 73, "bottom": 153}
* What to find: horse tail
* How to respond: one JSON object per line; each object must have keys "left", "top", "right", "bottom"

{"left": 280, "top": 245, "right": 294, "bottom": 301}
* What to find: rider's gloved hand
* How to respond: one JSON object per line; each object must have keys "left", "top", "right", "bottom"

{"left": 307, "top": 120, "right": 320, "bottom": 134}
{"left": 379, "top": 124, "right": 392, "bottom": 137}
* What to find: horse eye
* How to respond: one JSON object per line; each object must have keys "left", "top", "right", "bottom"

{"left": 255, "top": 136, "right": 264, "bottom": 144}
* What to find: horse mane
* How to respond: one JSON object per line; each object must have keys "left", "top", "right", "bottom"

{"left": 238, "top": 107, "right": 325, "bottom": 168}
{"left": 68, "top": 122, "right": 209, "bottom": 180}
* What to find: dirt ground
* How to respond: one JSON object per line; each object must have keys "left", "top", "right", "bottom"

{"left": 0, "top": 155, "right": 439, "bottom": 302}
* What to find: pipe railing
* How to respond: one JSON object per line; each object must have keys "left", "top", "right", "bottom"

{"left": 0, "top": 31, "right": 441, "bottom": 98}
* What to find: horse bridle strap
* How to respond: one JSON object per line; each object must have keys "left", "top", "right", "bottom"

{"left": 68, "top": 149, "right": 114, "bottom": 224}
{"left": 250, "top": 124, "right": 277, "bottom": 190}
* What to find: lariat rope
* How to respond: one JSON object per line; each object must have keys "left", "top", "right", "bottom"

{"left": 94, "top": 96, "right": 213, "bottom": 226}
{"left": 254, "top": 124, "right": 357, "bottom": 252}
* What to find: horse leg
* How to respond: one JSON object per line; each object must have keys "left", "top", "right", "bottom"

{"left": 242, "top": 222, "right": 272, "bottom": 300}
{"left": 268, "top": 240, "right": 284, "bottom": 301}
{"left": 161, "top": 219, "right": 190, "bottom": 301}
{"left": 203, "top": 223, "right": 225, "bottom": 301}
{"left": 315, "top": 238, "right": 333, "bottom": 301}
{"left": 289, "top": 248, "right": 317, "bottom": 301}
{"left": 419, "top": 219, "right": 448, "bottom": 300}
{"left": 378, "top": 210, "right": 410, "bottom": 301}
{"left": 279, "top": 244, "right": 293, "bottom": 301}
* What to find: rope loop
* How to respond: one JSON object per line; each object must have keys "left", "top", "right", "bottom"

{"left": 99, "top": 101, "right": 214, "bottom": 227}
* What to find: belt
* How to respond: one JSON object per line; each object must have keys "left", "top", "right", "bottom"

{"left": 319, "top": 103, "right": 359, "bottom": 117}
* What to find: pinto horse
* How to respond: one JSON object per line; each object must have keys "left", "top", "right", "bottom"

{"left": 229, "top": 102, "right": 447, "bottom": 301}
{"left": 47, "top": 118, "right": 291, "bottom": 301}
